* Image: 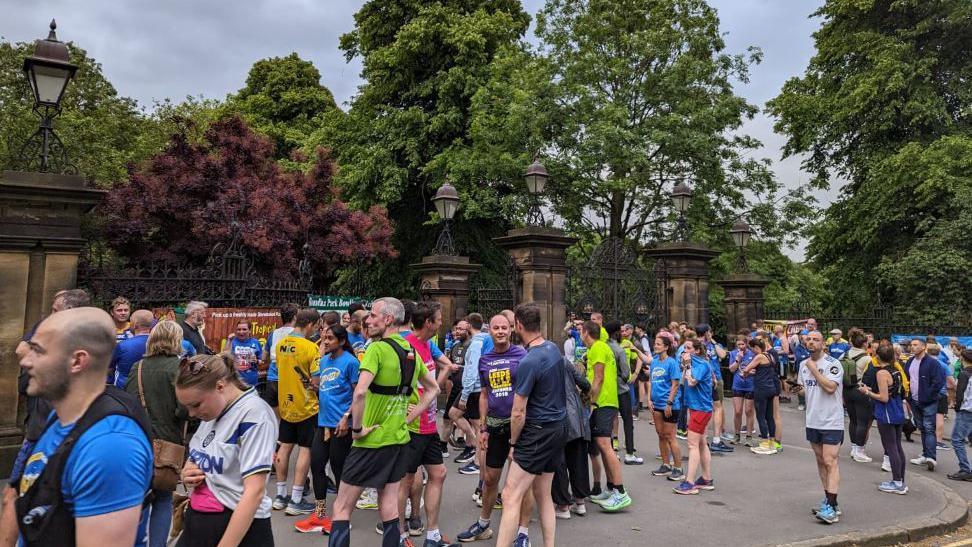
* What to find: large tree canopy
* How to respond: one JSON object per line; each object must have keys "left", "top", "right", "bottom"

{"left": 312, "top": 0, "right": 531, "bottom": 294}
{"left": 101, "top": 116, "right": 395, "bottom": 284}
{"left": 767, "top": 0, "right": 972, "bottom": 319}
{"left": 227, "top": 53, "right": 337, "bottom": 161}
{"left": 467, "top": 0, "right": 812, "bottom": 248}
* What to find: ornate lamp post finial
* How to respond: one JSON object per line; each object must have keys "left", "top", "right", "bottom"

{"left": 730, "top": 216, "right": 753, "bottom": 272}
{"left": 671, "top": 181, "right": 693, "bottom": 241}
{"left": 16, "top": 19, "right": 79, "bottom": 174}
{"left": 432, "top": 179, "right": 460, "bottom": 256}
{"left": 524, "top": 155, "right": 548, "bottom": 226}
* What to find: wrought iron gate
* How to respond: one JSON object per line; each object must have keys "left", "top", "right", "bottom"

{"left": 468, "top": 256, "right": 519, "bottom": 319}
{"left": 566, "top": 237, "right": 667, "bottom": 331}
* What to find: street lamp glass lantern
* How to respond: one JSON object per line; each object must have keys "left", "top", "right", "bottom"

{"left": 433, "top": 181, "right": 460, "bottom": 221}
{"left": 730, "top": 218, "right": 752, "bottom": 249}
{"left": 23, "top": 20, "right": 77, "bottom": 109}
{"left": 524, "top": 158, "right": 548, "bottom": 195}
{"left": 671, "top": 181, "right": 693, "bottom": 213}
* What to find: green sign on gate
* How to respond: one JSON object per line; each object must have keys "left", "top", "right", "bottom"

{"left": 308, "top": 295, "right": 371, "bottom": 313}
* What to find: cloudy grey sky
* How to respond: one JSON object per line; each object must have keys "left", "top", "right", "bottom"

{"left": 3, "top": 0, "right": 826, "bottom": 258}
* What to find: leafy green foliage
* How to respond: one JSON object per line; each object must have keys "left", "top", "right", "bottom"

{"left": 768, "top": 0, "right": 972, "bottom": 321}
{"left": 226, "top": 53, "right": 337, "bottom": 162}
{"left": 0, "top": 39, "right": 148, "bottom": 185}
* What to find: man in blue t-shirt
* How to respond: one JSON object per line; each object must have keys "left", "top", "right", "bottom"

{"left": 5, "top": 307, "right": 153, "bottom": 547}
{"left": 497, "top": 303, "right": 567, "bottom": 547}
{"left": 108, "top": 310, "right": 154, "bottom": 388}
{"left": 827, "top": 329, "right": 850, "bottom": 360}
{"left": 229, "top": 320, "right": 263, "bottom": 387}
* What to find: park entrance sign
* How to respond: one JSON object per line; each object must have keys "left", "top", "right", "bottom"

{"left": 308, "top": 294, "right": 370, "bottom": 313}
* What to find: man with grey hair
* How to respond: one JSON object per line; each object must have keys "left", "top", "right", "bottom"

{"left": 1, "top": 307, "right": 153, "bottom": 546}
{"left": 179, "top": 300, "right": 212, "bottom": 355}
{"left": 328, "top": 297, "right": 441, "bottom": 547}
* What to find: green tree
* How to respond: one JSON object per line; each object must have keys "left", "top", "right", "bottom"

{"left": 313, "top": 0, "right": 531, "bottom": 294}
{"left": 227, "top": 53, "right": 337, "bottom": 162}
{"left": 767, "top": 0, "right": 972, "bottom": 320}
{"left": 0, "top": 38, "right": 148, "bottom": 185}
{"left": 468, "top": 0, "right": 812, "bottom": 252}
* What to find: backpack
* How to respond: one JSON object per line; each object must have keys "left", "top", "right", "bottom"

{"left": 368, "top": 338, "right": 417, "bottom": 396}
{"left": 841, "top": 351, "right": 870, "bottom": 391}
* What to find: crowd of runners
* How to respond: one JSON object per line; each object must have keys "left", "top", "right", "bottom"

{"left": 5, "top": 290, "right": 972, "bottom": 547}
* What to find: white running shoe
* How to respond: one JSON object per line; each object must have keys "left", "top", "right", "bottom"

{"left": 881, "top": 456, "right": 891, "bottom": 472}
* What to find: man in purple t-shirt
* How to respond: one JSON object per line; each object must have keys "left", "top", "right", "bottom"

{"left": 456, "top": 314, "right": 530, "bottom": 543}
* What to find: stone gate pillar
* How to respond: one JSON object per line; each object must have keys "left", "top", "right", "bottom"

{"left": 494, "top": 226, "right": 576, "bottom": 344}
{"left": 644, "top": 241, "right": 719, "bottom": 327}
{"left": 718, "top": 273, "right": 770, "bottom": 337}
{"left": 412, "top": 255, "right": 481, "bottom": 342}
{"left": 0, "top": 170, "right": 105, "bottom": 473}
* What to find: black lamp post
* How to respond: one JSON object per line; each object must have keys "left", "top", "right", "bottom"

{"left": 524, "top": 156, "right": 548, "bottom": 226}
{"left": 432, "top": 180, "right": 460, "bottom": 256}
{"left": 671, "top": 181, "right": 693, "bottom": 240}
{"left": 730, "top": 217, "right": 753, "bottom": 272}
{"left": 17, "top": 20, "right": 78, "bottom": 173}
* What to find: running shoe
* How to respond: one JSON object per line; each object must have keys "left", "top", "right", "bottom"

{"left": 815, "top": 503, "right": 839, "bottom": 524}
{"left": 811, "top": 500, "right": 843, "bottom": 516}
{"left": 694, "top": 477, "right": 715, "bottom": 491}
{"left": 294, "top": 511, "right": 333, "bottom": 534}
{"left": 454, "top": 447, "right": 476, "bottom": 464}
{"left": 472, "top": 488, "right": 482, "bottom": 504}
{"left": 878, "top": 481, "right": 908, "bottom": 494}
{"left": 675, "top": 429, "right": 688, "bottom": 440}
{"left": 881, "top": 456, "right": 891, "bottom": 472}
{"left": 851, "top": 448, "right": 873, "bottom": 463}
{"left": 743, "top": 436, "right": 757, "bottom": 448}
{"left": 937, "top": 441, "right": 951, "bottom": 451}
{"left": 425, "top": 538, "right": 459, "bottom": 547}
{"left": 651, "top": 464, "right": 673, "bottom": 476}
{"left": 285, "top": 499, "right": 316, "bottom": 515}
{"left": 926, "top": 458, "right": 937, "bottom": 471}
{"left": 327, "top": 484, "right": 338, "bottom": 495}
{"left": 589, "top": 489, "right": 613, "bottom": 505}
{"left": 571, "top": 502, "right": 587, "bottom": 516}
{"left": 555, "top": 506, "right": 571, "bottom": 519}
{"left": 750, "top": 439, "right": 778, "bottom": 455}
{"left": 797, "top": 404, "right": 805, "bottom": 411}
{"left": 272, "top": 494, "right": 289, "bottom": 511}
{"left": 774, "top": 441, "right": 783, "bottom": 453}
{"left": 408, "top": 517, "right": 425, "bottom": 536}
{"left": 910, "top": 455, "right": 928, "bottom": 466}
{"left": 612, "top": 437, "right": 620, "bottom": 451}
{"left": 457, "top": 520, "right": 493, "bottom": 542}
{"left": 449, "top": 432, "right": 467, "bottom": 449}
{"left": 709, "top": 441, "right": 733, "bottom": 453}
{"left": 458, "top": 462, "right": 480, "bottom": 475}
{"left": 720, "top": 432, "right": 735, "bottom": 443}
{"left": 732, "top": 433, "right": 742, "bottom": 445}
{"left": 600, "top": 490, "right": 632, "bottom": 512}
{"left": 422, "top": 468, "right": 429, "bottom": 485}
{"left": 667, "top": 467, "right": 686, "bottom": 481}
{"left": 624, "top": 453, "right": 645, "bottom": 465}
{"left": 356, "top": 488, "right": 379, "bottom": 510}
{"left": 513, "top": 532, "right": 531, "bottom": 547}
{"left": 672, "top": 481, "right": 699, "bottom": 495}
{"left": 947, "top": 470, "right": 972, "bottom": 481}
{"left": 493, "top": 494, "right": 503, "bottom": 509}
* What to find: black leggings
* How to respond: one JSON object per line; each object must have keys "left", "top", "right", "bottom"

{"left": 178, "top": 508, "right": 273, "bottom": 547}
{"left": 877, "top": 422, "right": 906, "bottom": 482}
{"left": 311, "top": 426, "right": 352, "bottom": 500}
{"left": 618, "top": 391, "right": 636, "bottom": 454}
{"left": 846, "top": 393, "right": 874, "bottom": 446}
{"left": 754, "top": 392, "right": 776, "bottom": 439}
{"left": 552, "top": 438, "right": 591, "bottom": 506}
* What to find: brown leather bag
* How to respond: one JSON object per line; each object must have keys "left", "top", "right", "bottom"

{"left": 136, "top": 362, "right": 187, "bottom": 491}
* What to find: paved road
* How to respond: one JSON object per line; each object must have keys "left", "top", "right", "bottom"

{"left": 270, "top": 401, "right": 971, "bottom": 546}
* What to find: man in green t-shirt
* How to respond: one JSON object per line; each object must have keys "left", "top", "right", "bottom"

{"left": 327, "top": 297, "right": 440, "bottom": 547}
{"left": 580, "top": 320, "right": 631, "bottom": 512}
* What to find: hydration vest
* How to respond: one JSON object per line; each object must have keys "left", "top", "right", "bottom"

{"left": 368, "top": 338, "right": 417, "bottom": 396}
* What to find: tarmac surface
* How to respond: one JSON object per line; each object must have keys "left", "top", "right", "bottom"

{"left": 269, "top": 400, "right": 971, "bottom": 546}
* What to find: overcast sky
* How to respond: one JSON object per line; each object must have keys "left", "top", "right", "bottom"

{"left": 2, "top": 0, "right": 825, "bottom": 258}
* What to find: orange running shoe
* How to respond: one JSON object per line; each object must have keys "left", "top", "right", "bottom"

{"left": 294, "top": 512, "right": 333, "bottom": 534}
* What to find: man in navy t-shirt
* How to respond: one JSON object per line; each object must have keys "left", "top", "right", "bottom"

{"left": 109, "top": 310, "right": 154, "bottom": 388}
{"left": 5, "top": 307, "right": 153, "bottom": 547}
{"left": 496, "top": 303, "right": 567, "bottom": 547}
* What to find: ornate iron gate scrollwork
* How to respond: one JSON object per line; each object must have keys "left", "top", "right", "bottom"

{"left": 78, "top": 226, "right": 311, "bottom": 308}
{"left": 566, "top": 237, "right": 667, "bottom": 332}
{"left": 469, "top": 256, "right": 519, "bottom": 319}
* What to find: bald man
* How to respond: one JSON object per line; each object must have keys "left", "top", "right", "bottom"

{"left": 109, "top": 309, "right": 155, "bottom": 387}
{"left": 2, "top": 307, "right": 153, "bottom": 547}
